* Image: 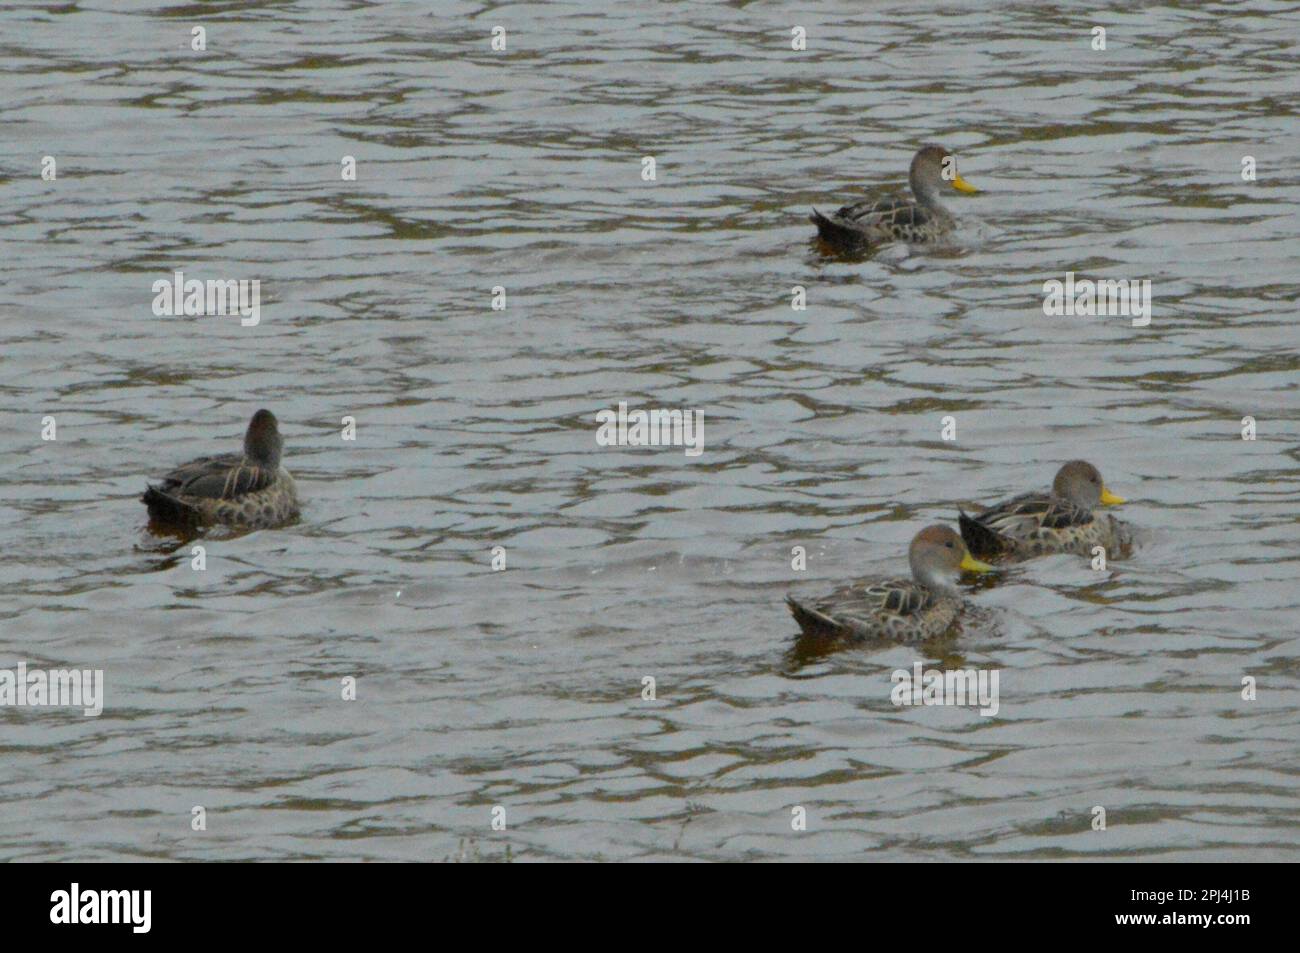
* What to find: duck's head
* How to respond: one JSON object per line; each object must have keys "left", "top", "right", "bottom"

{"left": 910, "top": 145, "right": 979, "bottom": 203}
{"left": 909, "top": 524, "right": 994, "bottom": 591}
{"left": 244, "top": 409, "right": 283, "bottom": 468}
{"left": 1053, "top": 460, "right": 1126, "bottom": 508}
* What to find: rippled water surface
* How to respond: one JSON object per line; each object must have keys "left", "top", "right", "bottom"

{"left": 2, "top": 1, "right": 1298, "bottom": 861}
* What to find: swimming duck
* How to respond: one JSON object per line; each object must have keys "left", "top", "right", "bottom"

{"left": 810, "top": 144, "right": 978, "bottom": 251}
{"left": 786, "top": 525, "right": 993, "bottom": 643}
{"left": 141, "top": 409, "right": 299, "bottom": 529}
{"left": 958, "top": 461, "right": 1129, "bottom": 561}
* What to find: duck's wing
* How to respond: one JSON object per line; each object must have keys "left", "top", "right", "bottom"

{"left": 785, "top": 572, "right": 930, "bottom": 639}
{"left": 978, "top": 492, "right": 1093, "bottom": 536}
{"left": 812, "top": 192, "right": 940, "bottom": 249}
{"left": 872, "top": 578, "right": 935, "bottom": 617}
{"left": 155, "top": 453, "right": 276, "bottom": 500}
{"left": 812, "top": 577, "right": 933, "bottom": 619}
{"left": 834, "top": 194, "right": 930, "bottom": 230}
{"left": 787, "top": 576, "right": 935, "bottom": 641}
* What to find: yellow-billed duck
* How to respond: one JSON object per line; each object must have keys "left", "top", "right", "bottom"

{"left": 959, "top": 461, "right": 1130, "bottom": 561}
{"left": 810, "top": 144, "right": 978, "bottom": 251}
{"left": 786, "top": 525, "right": 993, "bottom": 643}
{"left": 142, "top": 409, "right": 299, "bottom": 530}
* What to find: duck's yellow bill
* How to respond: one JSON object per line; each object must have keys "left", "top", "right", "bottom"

{"left": 960, "top": 553, "right": 995, "bottom": 573}
{"left": 951, "top": 175, "right": 978, "bottom": 194}
{"left": 1100, "top": 487, "right": 1126, "bottom": 505}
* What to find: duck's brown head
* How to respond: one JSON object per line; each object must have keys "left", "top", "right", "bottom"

{"left": 909, "top": 524, "right": 993, "bottom": 591}
{"left": 1053, "top": 460, "right": 1126, "bottom": 509}
{"left": 910, "top": 145, "right": 979, "bottom": 202}
{"left": 244, "top": 409, "right": 283, "bottom": 468}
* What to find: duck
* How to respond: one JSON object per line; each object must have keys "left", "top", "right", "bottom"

{"left": 958, "top": 460, "right": 1129, "bottom": 561}
{"left": 786, "top": 525, "right": 993, "bottom": 643}
{"left": 810, "top": 144, "right": 978, "bottom": 252}
{"left": 141, "top": 409, "right": 299, "bottom": 530}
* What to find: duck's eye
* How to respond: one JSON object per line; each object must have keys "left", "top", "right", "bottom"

{"left": 946, "top": 541, "right": 954, "bottom": 548}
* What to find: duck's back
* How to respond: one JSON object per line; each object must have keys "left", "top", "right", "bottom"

{"left": 838, "top": 194, "right": 931, "bottom": 229}
{"left": 155, "top": 453, "right": 275, "bottom": 498}
{"left": 787, "top": 576, "right": 954, "bottom": 643}
{"left": 962, "top": 491, "right": 1122, "bottom": 560}
{"left": 143, "top": 453, "right": 297, "bottom": 529}
{"left": 979, "top": 492, "right": 1092, "bottom": 534}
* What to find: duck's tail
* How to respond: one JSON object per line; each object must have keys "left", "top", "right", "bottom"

{"left": 810, "top": 207, "right": 867, "bottom": 250}
{"left": 958, "top": 510, "right": 1007, "bottom": 560}
{"left": 142, "top": 485, "right": 202, "bottom": 527}
{"left": 785, "top": 595, "right": 842, "bottom": 639}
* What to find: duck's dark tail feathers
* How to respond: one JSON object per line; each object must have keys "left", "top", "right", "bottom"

{"left": 810, "top": 207, "right": 867, "bottom": 250}
{"left": 958, "top": 510, "right": 1006, "bottom": 560}
{"left": 142, "top": 485, "right": 201, "bottom": 527}
{"left": 785, "top": 595, "right": 842, "bottom": 639}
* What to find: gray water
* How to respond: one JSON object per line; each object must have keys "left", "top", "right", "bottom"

{"left": 1, "top": 0, "right": 1298, "bottom": 861}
